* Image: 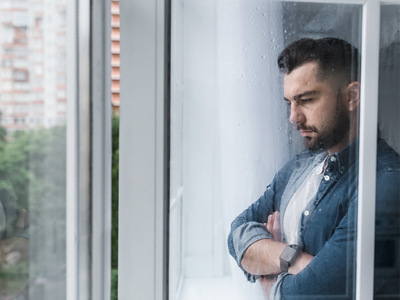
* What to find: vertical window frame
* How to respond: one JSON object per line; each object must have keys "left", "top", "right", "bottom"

{"left": 66, "top": 0, "right": 80, "bottom": 298}
{"left": 118, "top": 0, "right": 170, "bottom": 299}
{"left": 357, "top": 0, "right": 380, "bottom": 299}
{"left": 91, "top": 0, "right": 113, "bottom": 299}
{"left": 67, "top": 0, "right": 113, "bottom": 299}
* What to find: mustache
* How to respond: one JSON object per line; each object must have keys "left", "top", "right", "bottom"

{"left": 297, "top": 124, "right": 318, "bottom": 132}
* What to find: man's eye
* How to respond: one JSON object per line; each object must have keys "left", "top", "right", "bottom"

{"left": 300, "top": 98, "right": 312, "bottom": 104}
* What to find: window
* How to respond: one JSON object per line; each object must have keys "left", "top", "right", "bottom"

{"left": 0, "top": 0, "right": 112, "bottom": 299}
{"left": 118, "top": 0, "right": 399, "bottom": 299}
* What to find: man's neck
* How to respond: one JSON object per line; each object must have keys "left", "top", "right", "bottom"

{"left": 327, "top": 127, "right": 358, "bottom": 155}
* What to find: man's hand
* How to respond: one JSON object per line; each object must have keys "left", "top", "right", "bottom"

{"left": 259, "top": 275, "right": 277, "bottom": 300}
{"left": 264, "top": 211, "right": 281, "bottom": 242}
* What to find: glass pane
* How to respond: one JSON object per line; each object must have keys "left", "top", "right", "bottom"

{"left": 375, "top": 4, "right": 400, "bottom": 298}
{"left": 170, "top": 1, "right": 362, "bottom": 299}
{"left": 0, "top": 0, "right": 68, "bottom": 298}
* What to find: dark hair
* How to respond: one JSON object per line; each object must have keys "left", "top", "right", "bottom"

{"left": 277, "top": 37, "right": 360, "bottom": 83}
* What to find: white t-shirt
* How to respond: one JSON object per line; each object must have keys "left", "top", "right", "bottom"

{"left": 283, "top": 157, "right": 327, "bottom": 245}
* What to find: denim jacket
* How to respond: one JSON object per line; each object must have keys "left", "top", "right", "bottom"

{"left": 227, "top": 138, "right": 400, "bottom": 299}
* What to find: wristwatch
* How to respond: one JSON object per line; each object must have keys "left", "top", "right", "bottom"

{"left": 279, "top": 244, "right": 300, "bottom": 273}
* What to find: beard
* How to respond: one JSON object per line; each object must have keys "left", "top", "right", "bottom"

{"left": 299, "top": 97, "right": 351, "bottom": 151}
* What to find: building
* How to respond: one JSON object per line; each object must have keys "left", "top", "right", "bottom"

{"left": 0, "top": 0, "right": 67, "bottom": 133}
{"left": 111, "top": 0, "right": 120, "bottom": 116}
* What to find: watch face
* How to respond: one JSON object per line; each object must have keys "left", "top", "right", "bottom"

{"left": 281, "top": 246, "right": 297, "bottom": 263}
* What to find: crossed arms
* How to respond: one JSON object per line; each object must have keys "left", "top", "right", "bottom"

{"left": 227, "top": 159, "right": 358, "bottom": 298}
{"left": 241, "top": 212, "right": 313, "bottom": 277}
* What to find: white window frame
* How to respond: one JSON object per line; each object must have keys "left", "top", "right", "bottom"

{"left": 118, "top": 0, "right": 400, "bottom": 299}
{"left": 118, "top": 0, "right": 169, "bottom": 299}
{"left": 67, "top": 0, "right": 112, "bottom": 299}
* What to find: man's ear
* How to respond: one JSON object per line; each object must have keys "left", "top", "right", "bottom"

{"left": 345, "top": 81, "right": 360, "bottom": 112}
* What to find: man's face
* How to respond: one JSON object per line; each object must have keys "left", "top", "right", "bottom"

{"left": 283, "top": 62, "right": 351, "bottom": 152}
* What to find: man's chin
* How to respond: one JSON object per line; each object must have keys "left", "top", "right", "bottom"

{"left": 303, "top": 137, "right": 324, "bottom": 151}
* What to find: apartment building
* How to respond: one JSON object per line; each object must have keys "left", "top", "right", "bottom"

{"left": 111, "top": 0, "right": 120, "bottom": 116}
{"left": 0, "top": 0, "right": 67, "bottom": 133}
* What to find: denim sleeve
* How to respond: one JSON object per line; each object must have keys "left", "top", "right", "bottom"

{"left": 227, "top": 163, "right": 290, "bottom": 282}
{"left": 277, "top": 165, "right": 400, "bottom": 298}
{"left": 278, "top": 194, "right": 358, "bottom": 298}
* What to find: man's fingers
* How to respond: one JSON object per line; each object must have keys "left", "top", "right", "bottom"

{"left": 266, "top": 214, "right": 274, "bottom": 233}
{"left": 267, "top": 214, "right": 273, "bottom": 226}
{"left": 272, "top": 211, "right": 281, "bottom": 240}
{"left": 259, "top": 275, "right": 277, "bottom": 300}
{"left": 265, "top": 212, "right": 282, "bottom": 241}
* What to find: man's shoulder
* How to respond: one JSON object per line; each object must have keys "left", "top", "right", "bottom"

{"left": 376, "top": 139, "right": 400, "bottom": 173}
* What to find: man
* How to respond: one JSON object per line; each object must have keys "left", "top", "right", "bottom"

{"left": 227, "top": 38, "right": 400, "bottom": 299}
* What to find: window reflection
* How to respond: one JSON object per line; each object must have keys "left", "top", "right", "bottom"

{"left": 0, "top": 0, "right": 67, "bottom": 298}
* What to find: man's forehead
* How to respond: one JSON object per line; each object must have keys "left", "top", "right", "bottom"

{"left": 284, "top": 62, "right": 320, "bottom": 81}
{"left": 283, "top": 62, "right": 320, "bottom": 92}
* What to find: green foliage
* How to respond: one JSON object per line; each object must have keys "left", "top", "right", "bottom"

{"left": 112, "top": 114, "right": 119, "bottom": 270}
{"left": 0, "top": 116, "right": 119, "bottom": 298}
{"left": 111, "top": 114, "right": 119, "bottom": 299}
{"left": 111, "top": 268, "right": 118, "bottom": 300}
{"left": 0, "top": 124, "right": 67, "bottom": 298}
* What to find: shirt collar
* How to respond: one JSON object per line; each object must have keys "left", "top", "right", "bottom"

{"left": 327, "top": 139, "right": 359, "bottom": 174}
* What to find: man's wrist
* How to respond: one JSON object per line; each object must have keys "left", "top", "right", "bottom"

{"left": 288, "top": 251, "right": 314, "bottom": 275}
{"left": 241, "top": 239, "right": 287, "bottom": 275}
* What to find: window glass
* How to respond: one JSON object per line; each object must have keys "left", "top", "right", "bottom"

{"left": 374, "top": 4, "right": 400, "bottom": 298}
{"left": 170, "top": 1, "right": 361, "bottom": 299}
{"left": 0, "top": 0, "right": 68, "bottom": 298}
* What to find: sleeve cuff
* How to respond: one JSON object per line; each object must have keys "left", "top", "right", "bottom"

{"left": 232, "top": 222, "right": 272, "bottom": 282}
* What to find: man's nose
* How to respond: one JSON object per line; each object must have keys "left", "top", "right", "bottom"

{"left": 289, "top": 103, "right": 305, "bottom": 125}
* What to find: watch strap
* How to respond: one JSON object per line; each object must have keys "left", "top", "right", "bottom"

{"left": 280, "top": 257, "right": 289, "bottom": 273}
{"left": 279, "top": 244, "right": 300, "bottom": 273}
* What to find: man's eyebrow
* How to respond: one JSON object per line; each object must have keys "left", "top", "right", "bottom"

{"left": 293, "top": 90, "right": 319, "bottom": 101}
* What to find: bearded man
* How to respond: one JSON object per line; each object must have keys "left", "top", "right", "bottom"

{"left": 227, "top": 37, "right": 400, "bottom": 299}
